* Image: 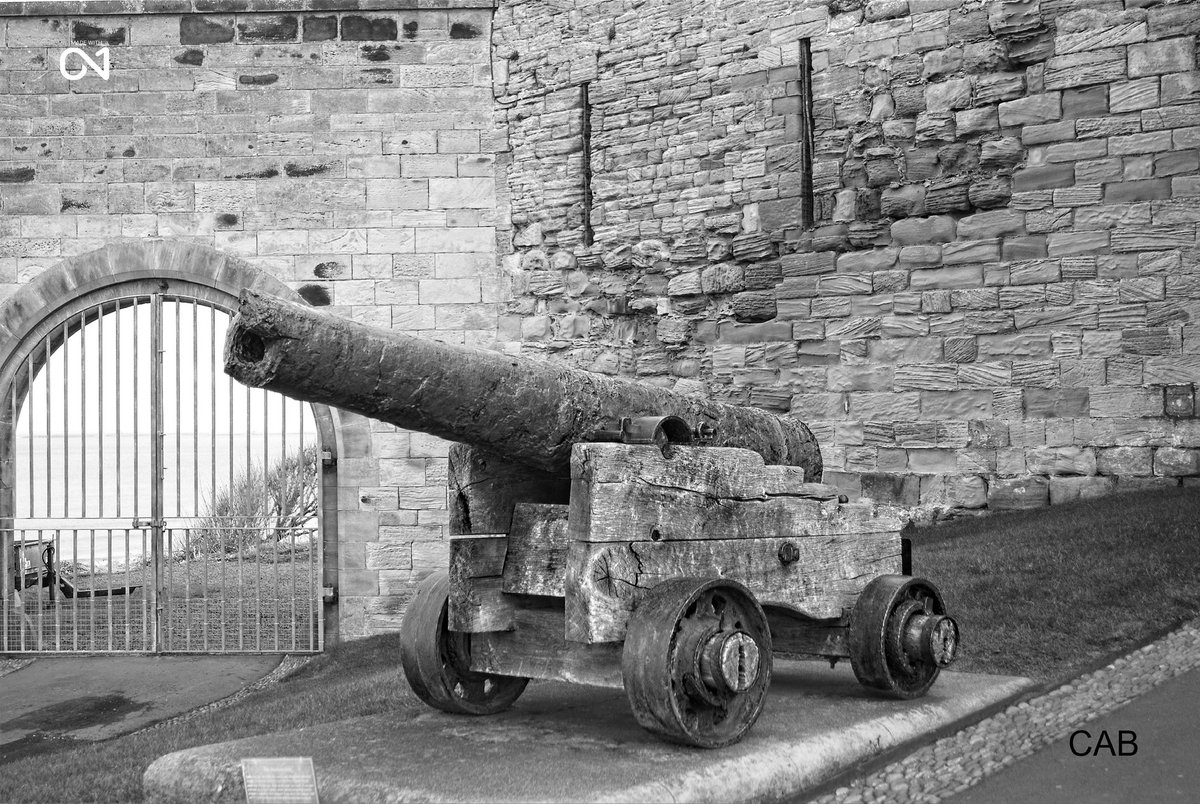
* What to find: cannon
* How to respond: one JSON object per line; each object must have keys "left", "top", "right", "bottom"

{"left": 225, "top": 290, "right": 959, "bottom": 748}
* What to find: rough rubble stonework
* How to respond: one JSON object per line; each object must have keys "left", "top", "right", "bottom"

{"left": 493, "top": 0, "right": 1200, "bottom": 522}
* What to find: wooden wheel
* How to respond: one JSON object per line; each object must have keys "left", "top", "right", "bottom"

{"left": 849, "top": 575, "right": 959, "bottom": 699}
{"left": 399, "top": 571, "right": 529, "bottom": 715}
{"left": 622, "top": 577, "right": 773, "bottom": 748}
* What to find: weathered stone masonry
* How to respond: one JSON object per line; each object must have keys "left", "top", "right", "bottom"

{"left": 2, "top": 0, "right": 1200, "bottom": 642}
{"left": 0, "top": 0, "right": 500, "bottom": 638}
{"left": 494, "top": 0, "right": 1200, "bottom": 520}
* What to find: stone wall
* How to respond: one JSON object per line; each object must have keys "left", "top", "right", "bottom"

{"left": 0, "top": 0, "right": 498, "bottom": 638}
{"left": 494, "top": 0, "right": 1200, "bottom": 519}
{"left": 2, "top": 0, "right": 1199, "bottom": 641}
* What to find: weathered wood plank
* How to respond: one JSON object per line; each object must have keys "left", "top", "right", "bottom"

{"left": 469, "top": 598, "right": 624, "bottom": 689}
{"left": 572, "top": 479, "right": 908, "bottom": 543}
{"left": 448, "top": 444, "right": 570, "bottom": 536}
{"left": 763, "top": 464, "right": 808, "bottom": 494}
{"left": 565, "top": 535, "right": 901, "bottom": 643}
{"left": 447, "top": 535, "right": 516, "bottom": 633}
{"left": 569, "top": 444, "right": 902, "bottom": 544}
{"left": 764, "top": 474, "right": 846, "bottom": 502}
{"left": 764, "top": 607, "right": 851, "bottom": 659}
{"left": 450, "top": 534, "right": 506, "bottom": 577}
{"left": 501, "top": 503, "right": 570, "bottom": 597}
{"left": 571, "top": 443, "right": 770, "bottom": 506}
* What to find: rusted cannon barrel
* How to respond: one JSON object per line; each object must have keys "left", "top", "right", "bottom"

{"left": 224, "top": 290, "right": 822, "bottom": 479}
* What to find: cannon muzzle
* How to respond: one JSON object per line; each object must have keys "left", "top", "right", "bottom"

{"left": 224, "top": 290, "right": 822, "bottom": 478}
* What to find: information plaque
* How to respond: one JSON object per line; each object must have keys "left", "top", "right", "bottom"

{"left": 241, "top": 757, "right": 320, "bottom": 804}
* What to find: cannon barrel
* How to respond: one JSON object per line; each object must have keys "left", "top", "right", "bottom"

{"left": 224, "top": 290, "right": 822, "bottom": 479}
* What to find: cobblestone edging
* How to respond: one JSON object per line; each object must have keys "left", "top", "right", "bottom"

{"left": 812, "top": 621, "right": 1200, "bottom": 804}
{"left": 127, "top": 654, "right": 316, "bottom": 737}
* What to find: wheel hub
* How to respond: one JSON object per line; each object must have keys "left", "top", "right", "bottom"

{"left": 700, "top": 630, "right": 761, "bottom": 693}
{"left": 901, "top": 612, "right": 959, "bottom": 668}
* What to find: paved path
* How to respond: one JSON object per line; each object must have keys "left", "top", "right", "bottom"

{"left": 0, "top": 655, "right": 281, "bottom": 764}
{"left": 950, "top": 666, "right": 1200, "bottom": 803}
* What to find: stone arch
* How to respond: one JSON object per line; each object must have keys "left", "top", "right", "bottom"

{"left": 0, "top": 239, "right": 368, "bottom": 645}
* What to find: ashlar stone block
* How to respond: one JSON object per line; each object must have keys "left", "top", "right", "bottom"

{"left": 1049, "top": 475, "right": 1116, "bottom": 505}
{"left": 925, "top": 78, "right": 973, "bottom": 112}
{"left": 1026, "top": 445, "right": 1096, "bottom": 475}
{"left": 988, "top": 476, "right": 1049, "bottom": 510}
{"left": 1129, "top": 37, "right": 1195, "bottom": 77}
{"left": 1090, "top": 386, "right": 1165, "bottom": 418}
{"left": 999, "top": 92, "right": 1062, "bottom": 126}
{"left": 1013, "top": 163, "right": 1075, "bottom": 192}
{"left": 976, "top": 72, "right": 1026, "bottom": 104}
{"left": 1097, "top": 446, "right": 1153, "bottom": 476}
{"left": 1154, "top": 447, "right": 1200, "bottom": 476}
{"left": 956, "top": 209, "right": 1026, "bottom": 239}
{"left": 946, "top": 474, "right": 988, "bottom": 508}
{"left": 1044, "top": 48, "right": 1127, "bottom": 90}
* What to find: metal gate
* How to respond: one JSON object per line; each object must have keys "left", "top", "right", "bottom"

{"left": 1, "top": 292, "right": 323, "bottom": 654}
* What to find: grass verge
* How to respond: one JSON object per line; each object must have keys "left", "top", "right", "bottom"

{"left": 2, "top": 487, "right": 1199, "bottom": 801}
{"left": 911, "top": 487, "right": 1200, "bottom": 682}
{"left": 1, "top": 634, "right": 411, "bottom": 803}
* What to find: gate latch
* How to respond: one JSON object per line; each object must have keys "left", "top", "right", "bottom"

{"left": 131, "top": 519, "right": 164, "bottom": 529}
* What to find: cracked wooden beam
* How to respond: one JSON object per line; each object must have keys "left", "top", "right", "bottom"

{"left": 565, "top": 535, "right": 901, "bottom": 643}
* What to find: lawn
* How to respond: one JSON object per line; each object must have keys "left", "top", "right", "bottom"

{"left": 0, "top": 634, "right": 411, "bottom": 803}
{"left": 4, "top": 550, "right": 319, "bottom": 653}
{"left": 2, "top": 487, "right": 1199, "bottom": 801}
{"left": 910, "top": 486, "right": 1200, "bottom": 682}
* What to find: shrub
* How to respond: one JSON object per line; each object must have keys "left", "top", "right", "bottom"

{"left": 187, "top": 445, "right": 318, "bottom": 557}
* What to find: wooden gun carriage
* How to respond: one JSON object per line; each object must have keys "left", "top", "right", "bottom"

{"left": 225, "top": 290, "right": 959, "bottom": 748}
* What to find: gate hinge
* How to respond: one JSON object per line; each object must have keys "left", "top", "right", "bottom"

{"left": 322, "top": 586, "right": 338, "bottom": 603}
{"left": 321, "top": 449, "right": 336, "bottom": 467}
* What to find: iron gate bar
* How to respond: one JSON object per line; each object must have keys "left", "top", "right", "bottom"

{"left": 98, "top": 308, "right": 103, "bottom": 519}
{"left": 115, "top": 303, "right": 121, "bottom": 519}
{"left": 62, "top": 319, "right": 68, "bottom": 523}
{"left": 152, "top": 293, "right": 163, "bottom": 652}
{"left": 209, "top": 305, "right": 216, "bottom": 652}
{"left": 174, "top": 298, "right": 180, "bottom": 520}
{"left": 134, "top": 298, "right": 140, "bottom": 522}
{"left": 43, "top": 333, "right": 50, "bottom": 517}
{"left": 4, "top": 292, "right": 323, "bottom": 656}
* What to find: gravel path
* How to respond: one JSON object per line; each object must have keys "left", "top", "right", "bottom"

{"left": 811, "top": 622, "right": 1200, "bottom": 804}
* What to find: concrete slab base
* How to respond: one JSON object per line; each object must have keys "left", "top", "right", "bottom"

{"left": 143, "top": 660, "right": 1034, "bottom": 804}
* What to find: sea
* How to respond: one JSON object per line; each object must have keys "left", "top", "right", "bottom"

{"left": 10, "top": 432, "right": 316, "bottom": 569}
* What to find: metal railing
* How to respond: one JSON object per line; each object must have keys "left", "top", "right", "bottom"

{"left": 2, "top": 524, "right": 321, "bottom": 654}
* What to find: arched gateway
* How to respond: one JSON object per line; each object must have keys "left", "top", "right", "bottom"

{"left": 0, "top": 241, "right": 351, "bottom": 653}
